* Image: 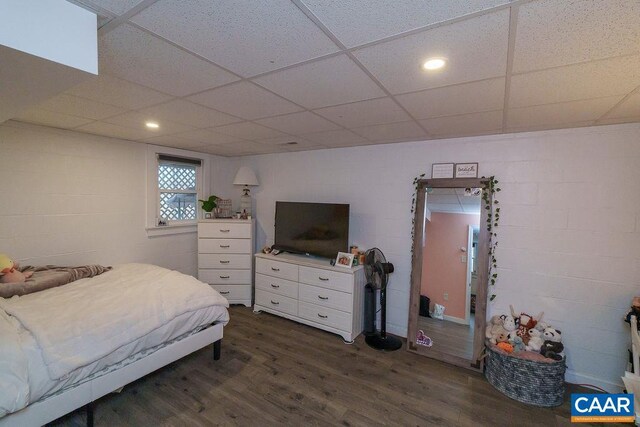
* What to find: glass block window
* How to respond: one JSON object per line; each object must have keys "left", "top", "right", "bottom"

{"left": 158, "top": 163, "right": 198, "bottom": 222}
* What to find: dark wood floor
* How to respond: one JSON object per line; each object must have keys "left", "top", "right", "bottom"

{"left": 417, "top": 314, "right": 474, "bottom": 360}
{"left": 50, "top": 306, "right": 619, "bottom": 426}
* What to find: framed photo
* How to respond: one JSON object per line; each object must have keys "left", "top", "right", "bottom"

{"left": 431, "top": 163, "right": 454, "bottom": 179}
{"left": 455, "top": 163, "right": 478, "bottom": 178}
{"left": 335, "top": 252, "right": 354, "bottom": 268}
{"left": 204, "top": 212, "right": 213, "bottom": 219}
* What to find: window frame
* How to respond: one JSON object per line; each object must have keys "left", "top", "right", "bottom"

{"left": 146, "top": 145, "right": 209, "bottom": 237}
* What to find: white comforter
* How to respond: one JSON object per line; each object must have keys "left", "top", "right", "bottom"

{"left": 0, "top": 263, "right": 228, "bottom": 417}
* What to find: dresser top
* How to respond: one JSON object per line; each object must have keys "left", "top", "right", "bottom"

{"left": 198, "top": 219, "right": 253, "bottom": 224}
{"left": 255, "top": 252, "right": 364, "bottom": 274}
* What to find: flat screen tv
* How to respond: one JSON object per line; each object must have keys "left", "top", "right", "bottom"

{"left": 274, "top": 201, "right": 349, "bottom": 259}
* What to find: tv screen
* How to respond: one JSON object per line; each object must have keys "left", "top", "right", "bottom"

{"left": 274, "top": 202, "right": 349, "bottom": 259}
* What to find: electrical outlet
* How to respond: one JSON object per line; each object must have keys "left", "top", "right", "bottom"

{"left": 461, "top": 255, "right": 467, "bottom": 263}
{"left": 444, "top": 293, "right": 448, "bottom": 300}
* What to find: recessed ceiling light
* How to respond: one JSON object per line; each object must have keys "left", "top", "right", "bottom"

{"left": 422, "top": 58, "right": 446, "bottom": 71}
{"left": 145, "top": 122, "right": 159, "bottom": 129}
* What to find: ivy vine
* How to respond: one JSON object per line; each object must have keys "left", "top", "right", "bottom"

{"left": 410, "top": 173, "right": 426, "bottom": 253}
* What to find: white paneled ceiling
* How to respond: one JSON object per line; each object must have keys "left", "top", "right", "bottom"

{"left": 427, "top": 188, "right": 481, "bottom": 214}
{"left": 10, "top": 0, "right": 640, "bottom": 156}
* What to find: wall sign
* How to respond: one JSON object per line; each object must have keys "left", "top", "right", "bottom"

{"left": 455, "top": 163, "right": 478, "bottom": 178}
{"left": 431, "top": 163, "right": 454, "bottom": 179}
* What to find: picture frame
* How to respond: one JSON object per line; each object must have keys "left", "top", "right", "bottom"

{"left": 431, "top": 163, "right": 454, "bottom": 179}
{"left": 335, "top": 252, "right": 354, "bottom": 268}
{"left": 455, "top": 163, "right": 478, "bottom": 178}
{"left": 204, "top": 212, "right": 213, "bottom": 219}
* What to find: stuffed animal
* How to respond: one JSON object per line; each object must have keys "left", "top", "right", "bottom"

{"left": 540, "top": 327, "right": 564, "bottom": 360}
{"left": 496, "top": 342, "right": 514, "bottom": 353}
{"left": 624, "top": 296, "right": 640, "bottom": 331}
{"left": 511, "top": 336, "right": 526, "bottom": 353}
{"left": 525, "top": 328, "right": 544, "bottom": 352}
{"left": 0, "top": 254, "right": 32, "bottom": 284}
{"left": 486, "top": 315, "right": 509, "bottom": 344}
{"left": 534, "top": 321, "right": 549, "bottom": 332}
{"left": 510, "top": 305, "right": 544, "bottom": 345}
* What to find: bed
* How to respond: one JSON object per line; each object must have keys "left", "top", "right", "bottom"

{"left": 0, "top": 263, "right": 229, "bottom": 426}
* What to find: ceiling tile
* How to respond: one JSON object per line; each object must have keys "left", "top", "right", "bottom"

{"left": 419, "top": 110, "right": 503, "bottom": 137}
{"left": 139, "top": 99, "right": 241, "bottom": 128}
{"left": 396, "top": 78, "right": 505, "bottom": 119}
{"left": 131, "top": 0, "right": 339, "bottom": 77}
{"left": 74, "top": 0, "right": 143, "bottom": 15}
{"left": 597, "top": 116, "right": 640, "bottom": 126}
{"left": 513, "top": 0, "right": 640, "bottom": 73}
{"left": 142, "top": 135, "right": 208, "bottom": 150}
{"left": 353, "top": 10, "right": 509, "bottom": 94}
{"left": 301, "top": 129, "right": 368, "bottom": 146}
{"left": 213, "top": 122, "right": 286, "bottom": 140}
{"left": 76, "top": 121, "right": 152, "bottom": 140}
{"left": 99, "top": 25, "right": 238, "bottom": 97}
{"left": 255, "top": 111, "right": 340, "bottom": 134}
{"left": 314, "top": 97, "right": 411, "bottom": 128}
{"left": 15, "top": 108, "right": 93, "bottom": 129}
{"left": 351, "top": 121, "right": 427, "bottom": 141}
{"left": 509, "top": 55, "right": 640, "bottom": 108}
{"left": 34, "top": 94, "right": 125, "bottom": 120}
{"left": 103, "top": 111, "right": 195, "bottom": 136}
{"left": 211, "top": 141, "right": 271, "bottom": 156}
{"left": 171, "top": 128, "right": 246, "bottom": 145}
{"left": 301, "top": 0, "right": 509, "bottom": 47}
{"left": 66, "top": 74, "right": 173, "bottom": 110}
{"left": 253, "top": 136, "right": 305, "bottom": 145}
{"left": 507, "top": 96, "right": 623, "bottom": 129}
{"left": 253, "top": 54, "right": 385, "bottom": 108}
{"left": 605, "top": 91, "right": 640, "bottom": 119}
{"left": 187, "top": 81, "right": 303, "bottom": 120}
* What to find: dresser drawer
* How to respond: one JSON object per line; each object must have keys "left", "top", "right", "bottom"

{"left": 299, "top": 266, "right": 353, "bottom": 293}
{"left": 199, "top": 238, "right": 251, "bottom": 254}
{"left": 298, "top": 301, "right": 351, "bottom": 332}
{"left": 211, "top": 284, "right": 251, "bottom": 301}
{"left": 199, "top": 269, "right": 252, "bottom": 285}
{"left": 199, "top": 254, "right": 251, "bottom": 269}
{"left": 255, "top": 258, "right": 298, "bottom": 281}
{"left": 255, "top": 273, "right": 298, "bottom": 299}
{"left": 198, "top": 222, "right": 251, "bottom": 239}
{"left": 299, "top": 283, "right": 351, "bottom": 312}
{"left": 255, "top": 289, "right": 297, "bottom": 316}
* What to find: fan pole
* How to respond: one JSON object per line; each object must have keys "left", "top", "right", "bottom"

{"left": 380, "top": 288, "right": 387, "bottom": 338}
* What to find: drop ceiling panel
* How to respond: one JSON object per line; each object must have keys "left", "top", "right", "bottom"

{"left": 255, "top": 111, "right": 340, "bottom": 134}
{"left": 99, "top": 25, "right": 238, "bottom": 97}
{"left": 301, "top": 0, "right": 510, "bottom": 48}
{"left": 314, "top": 97, "right": 411, "bottom": 128}
{"left": 351, "top": 121, "right": 427, "bottom": 142}
{"left": 301, "top": 129, "right": 368, "bottom": 146}
{"left": 353, "top": 10, "right": 509, "bottom": 94}
{"left": 75, "top": 0, "right": 144, "bottom": 15}
{"left": 213, "top": 122, "right": 286, "bottom": 140}
{"left": 420, "top": 110, "right": 503, "bottom": 137}
{"left": 253, "top": 54, "right": 385, "bottom": 109}
{"left": 606, "top": 92, "right": 640, "bottom": 119}
{"left": 131, "top": 0, "right": 340, "bottom": 77}
{"left": 509, "top": 55, "right": 640, "bottom": 108}
{"left": 211, "top": 141, "right": 271, "bottom": 156}
{"left": 172, "top": 128, "right": 246, "bottom": 145}
{"left": 142, "top": 135, "right": 208, "bottom": 150}
{"left": 76, "top": 121, "right": 152, "bottom": 140}
{"left": 507, "top": 96, "right": 623, "bottom": 129}
{"left": 66, "top": 74, "right": 172, "bottom": 110}
{"left": 187, "top": 81, "right": 302, "bottom": 120}
{"left": 103, "top": 111, "right": 195, "bottom": 136}
{"left": 513, "top": 0, "right": 640, "bottom": 73}
{"left": 397, "top": 78, "right": 505, "bottom": 119}
{"left": 15, "top": 108, "right": 93, "bottom": 129}
{"left": 35, "top": 94, "right": 125, "bottom": 120}
{"left": 140, "top": 99, "right": 241, "bottom": 128}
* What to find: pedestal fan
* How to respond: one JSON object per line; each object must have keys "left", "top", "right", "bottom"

{"left": 364, "top": 248, "right": 403, "bottom": 351}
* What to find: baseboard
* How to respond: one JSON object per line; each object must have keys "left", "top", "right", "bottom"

{"left": 443, "top": 314, "right": 469, "bottom": 325}
{"left": 565, "top": 369, "right": 624, "bottom": 393}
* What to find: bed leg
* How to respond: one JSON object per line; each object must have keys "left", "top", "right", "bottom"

{"left": 213, "top": 339, "right": 222, "bottom": 360}
{"left": 86, "top": 401, "right": 94, "bottom": 427}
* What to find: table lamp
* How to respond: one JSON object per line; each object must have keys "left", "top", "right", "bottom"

{"left": 233, "top": 166, "right": 259, "bottom": 216}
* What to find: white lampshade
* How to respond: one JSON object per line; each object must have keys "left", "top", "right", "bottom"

{"left": 233, "top": 166, "right": 259, "bottom": 187}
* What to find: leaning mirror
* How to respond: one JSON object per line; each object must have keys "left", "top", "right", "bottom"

{"left": 407, "top": 178, "right": 492, "bottom": 370}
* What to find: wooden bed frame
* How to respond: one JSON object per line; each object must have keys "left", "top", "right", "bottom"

{"left": 0, "top": 322, "right": 223, "bottom": 427}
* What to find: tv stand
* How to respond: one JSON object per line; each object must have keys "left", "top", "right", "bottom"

{"left": 253, "top": 252, "right": 365, "bottom": 342}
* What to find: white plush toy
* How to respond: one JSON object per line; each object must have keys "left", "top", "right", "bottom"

{"left": 502, "top": 314, "right": 518, "bottom": 340}
{"left": 534, "top": 321, "right": 549, "bottom": 332}
{"left": 525, "top": 328, "right": 544, "bottom": 351}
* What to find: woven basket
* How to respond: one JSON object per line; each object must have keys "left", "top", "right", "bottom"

{"left": 485, "top": 343, "right": 566, "bottom": 407}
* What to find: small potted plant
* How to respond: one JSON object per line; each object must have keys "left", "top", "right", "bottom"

{"left": 199, "top": 195, "right": 218, "bottom": 219}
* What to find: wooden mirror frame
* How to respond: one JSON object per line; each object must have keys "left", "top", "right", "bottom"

{"left": 407, "top": 178, "right": 492, "bottom": 370}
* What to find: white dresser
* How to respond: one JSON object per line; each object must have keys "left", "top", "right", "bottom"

{"left": 198, "top": 219, "right": 254, "bottom": 307}
{"left": 253, "top": 252, "right": 365, "bottom": 342}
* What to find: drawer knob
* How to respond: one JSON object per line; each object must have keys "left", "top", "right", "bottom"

{"left": 317, "top": 313, "right": 328, "bottom": 319}
{"left": 219, "top": 291, "right": 230, "bottom": 295}
{"left": 219, "top": 275, "right": 230, "bottom": 279}
{"left": 318, "top": 295, "right": 328, "bottom": 300}
{"left": 220, "top": 229, "right": 230, "bottom": 232}
{"left": 220, "top": 260, "right": 230, "bottom": 264}
{"left": 220, "top": 245, "right": 230, "bottom": 248}
{"left": 319, "top": 277, "right": 329, "bottom": 281}
{"left": 270, "top": 300, "right": 279, "bottom": 305}
{"left": 271, "top": 267, "right": 280, "bottom": 272}
{"left": 270, "top": 284, "right": 280, "bottom": 288}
